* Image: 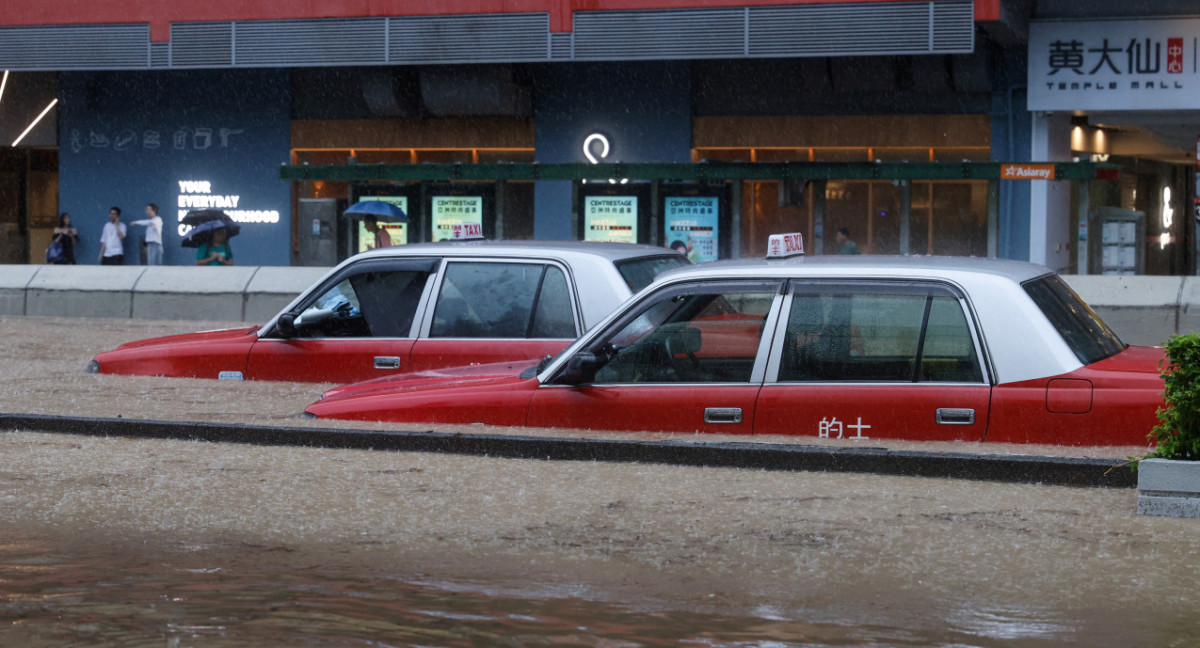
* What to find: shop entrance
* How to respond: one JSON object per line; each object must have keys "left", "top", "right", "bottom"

{"left": 281, "top": 160, "right": 1113, "bottom": 264}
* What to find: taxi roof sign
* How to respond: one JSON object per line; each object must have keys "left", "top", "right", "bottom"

{"left": 450, "top": 222, "right": 484, "bottom": 241}
{"left": 766, "top": 233, "right": 804, "bottom": 259}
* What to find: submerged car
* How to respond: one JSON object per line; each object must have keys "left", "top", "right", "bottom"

{"left": 89, "top": 242, "right": 687, "bottom": 384}
{"left": 304, "top": 254, "right": 1165, "bottom": 446}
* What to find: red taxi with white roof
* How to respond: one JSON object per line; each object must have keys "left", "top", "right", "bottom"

{"left": 304, "top": 233, "right": 1165, "bottom": 446}
{"left": 88, "top": 238, "right": 687, "bottom": 384}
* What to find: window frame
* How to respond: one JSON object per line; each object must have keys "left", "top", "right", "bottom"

{"left": 545, "top": 278, "right": 786, "bottom": 386}
{"left": 1021, "top": 273, "right": 1126, "bottom": 366}
{"left": 762, "top": 279, "right": 992, "bottom": 386}
{"left": 417, "top": 257, "right": 582, "bottom": 340}
{"left": 264, "top": 257, "right": 440, "bottom": 340}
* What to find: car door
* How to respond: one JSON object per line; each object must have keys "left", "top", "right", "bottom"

{"left": 245, "top": 258, "right": 437, "bottom": 383}
{"left": 527, "top": 280, "right": 783, "bottom": 434}
{"left": 407, "top": 260, "right": 580, "bottom": 372}
{"left": 754, "top": 280, "right": 991, "bottom": 442}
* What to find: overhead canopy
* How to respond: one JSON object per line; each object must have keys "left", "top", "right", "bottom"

{"left": 278, "top": 161, "right": 1117, "bottom": 183}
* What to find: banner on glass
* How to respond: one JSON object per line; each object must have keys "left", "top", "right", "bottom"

{"left": 583, "top": 196, "right": 638, "bottom": 243}
{"left": 432, "top": 196, "right": 483, "bottom": 242}
{"left": 356, "top": 196, "right": 408, "bottom": 253}
{"left": 663, "top": 196, "right": 719, "bottom": 262}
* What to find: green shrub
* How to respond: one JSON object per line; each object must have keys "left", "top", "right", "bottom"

{"left": 1144, "top": 333, "right": 1200, "bottom": 463}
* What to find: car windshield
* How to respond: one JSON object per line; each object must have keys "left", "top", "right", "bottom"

{"left": 1022, "top": 274, "right": 1126, "bottom": 366}
{"left": 614, "top": 255, "right": 689, "bottom": 292}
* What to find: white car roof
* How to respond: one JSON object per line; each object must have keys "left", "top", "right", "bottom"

{"left": 652, "top": 255, "right": 1052, "bottom": 285}
{"left": 544, "top": 254, "right": 1086, "bottom": 386}
{"left": 263, "top": 240, "right": 683, "bottom": 337}
{"left": 354, "top": 240, "right": 679, "bottom": 263}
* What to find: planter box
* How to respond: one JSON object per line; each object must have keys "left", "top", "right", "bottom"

{"left": 1137, "top": 458, "right": 1200, "bottom": 518}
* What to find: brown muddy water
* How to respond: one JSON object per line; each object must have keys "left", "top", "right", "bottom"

{"left": 0, "top": 316, "right": 1196, "bottom": 646}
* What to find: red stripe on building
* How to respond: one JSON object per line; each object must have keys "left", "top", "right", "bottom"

{"left": 1, "top": 0, "right": 996, "bottom": 39}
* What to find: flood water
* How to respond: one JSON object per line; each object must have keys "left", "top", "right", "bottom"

{"left": 2, "top": 536, "right": 900, "bottom": 648}
{"left": 2, "top": 521, "right": 1196, "bottom": 648}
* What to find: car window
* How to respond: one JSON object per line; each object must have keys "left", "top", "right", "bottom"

{"left": 614, "top": 255, "right": 690, "bottom": 292}
{"left": 1022, "top": 274, "right": 1125, "bottom": 365}
{"left": 779, "top": 284, "right": 983, "bottom": 383}
{"left": 294, "top": 270, "right": 429, "bottom": 338}
{"left": 589, "top": 284, "right": 776, "bottom": 384}
{"left": 529, "top": 265, "right": 576, "bottom": 338}
{"left": 431, "top": 262, "right": 576, "bottom": 339}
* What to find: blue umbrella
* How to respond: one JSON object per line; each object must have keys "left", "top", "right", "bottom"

{"left": 181, "top": 219, "right": 240, "bottom": 248}
{"left": 344, "top": 200, "right": 408, "bottom": 222}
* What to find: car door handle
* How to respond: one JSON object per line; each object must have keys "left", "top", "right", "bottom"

{"left": 936, "top": 408, "right": 975, "bottom": 425}
{"left": 704, "top": 407, "right": 743, "bottom": 424}
{"left": 373, "top": 356, "right": 402, "bottom": 370}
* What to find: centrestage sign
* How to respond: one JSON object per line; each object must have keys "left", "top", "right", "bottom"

{"left": 356, "top": 196, "right": 408, "bottom": 252}
{"left": 431, "top": 196, "right": 482, "bottom": 242}
{"left": 663, "top": 196, "right": 719, "bottom": 262}
{"left": 583, "top": 196, "right": 637, "bottom": 243}
{"left": 1029, "top": 19, "right": 1200, "bottom": 111}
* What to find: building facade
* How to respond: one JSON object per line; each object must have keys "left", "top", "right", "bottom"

{"left": 2, "top": 0, "right": 1190, "bottom": 274}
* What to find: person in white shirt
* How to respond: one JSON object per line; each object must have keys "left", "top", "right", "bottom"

{"left": 98, "top": 206, "right": 127, "bottom": 265}
{"left": 130, "top": 203, "right": 164, "bottom": 265}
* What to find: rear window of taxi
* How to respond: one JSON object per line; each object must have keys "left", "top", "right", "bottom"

{"left": 614, "top": 255, "right": 689, "bottom": 292}
{"left": 1022, "top": 274, "right": 1125, "bottom": 366}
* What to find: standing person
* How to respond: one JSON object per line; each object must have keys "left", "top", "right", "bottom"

{"left": 835, "top": 227, "right": 861, "bottom": 255}
{"left": 364, "top": 216, "right": 392, "bottom": 249}
{"left": 196, "top": 225, "right": 234, "bottom": 266}
{"left": 130, "top": 203, "right": 164, "bottom": 265}
{"left": 50, "top": 212, "right": 79, "bottom": 264}
{"left": 98, "top": 206, "right": 127, "bottom": 265}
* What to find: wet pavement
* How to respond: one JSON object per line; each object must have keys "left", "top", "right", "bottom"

{"left": 1, "top": 315, "right": 1196, "bottom": 646}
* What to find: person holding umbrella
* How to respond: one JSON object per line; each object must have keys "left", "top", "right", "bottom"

{"left": 195, "top": 224, "right": 234, "bottom": 266}
{"left": 364, "top": 215, "right": 392, "bottom": 249}
{"left": 344, "top": 200, "right": 407, "bottom": 250}
{"left": 181, "top": 210, "right": 240, "bottom": 266}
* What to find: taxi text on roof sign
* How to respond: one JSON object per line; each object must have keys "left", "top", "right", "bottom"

{"left": 767, "top": 232, "right": 805, "bottom": 258}
{"left": 1001, "top": 164, "right": 1056, "bottom": 180}
{"left": 451, "top": 222, "right": 484, "bottom": 240}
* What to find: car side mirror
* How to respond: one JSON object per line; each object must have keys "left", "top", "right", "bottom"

{"left": 276, "top": 313, "right": 298, "bottom": 338}
{"left": 562, "top": 352, "right": 601, "bottom": 385}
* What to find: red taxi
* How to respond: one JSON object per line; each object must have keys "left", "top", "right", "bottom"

{"left": 304, "top": 237, "right": 1165, "bottom": 446}
{"left": 88, "top": 242, "right": 687, "bottom": 384}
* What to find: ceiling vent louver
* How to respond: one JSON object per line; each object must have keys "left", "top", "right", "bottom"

{"left": 0, "top": 24, "right": 148, "bottom": 70}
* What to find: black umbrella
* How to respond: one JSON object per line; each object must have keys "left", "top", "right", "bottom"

{"left": 181, "top": 220, "right": 241, "bottom": 248}
{"left": 180, "top": 209, "right": 241, "bottom": 248}
{"left": 181, "top": 209, "right": 237, "bottom": 227}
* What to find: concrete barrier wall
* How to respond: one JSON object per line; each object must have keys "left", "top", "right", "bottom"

{"left": 1061, "top": 275, "right": 1189, "bottom": 346}
{"left": 0, "top": 265, "right": 330, "bottom": 323}
{"left": 0, "top": 265, "right": 1194, "bottom": 344}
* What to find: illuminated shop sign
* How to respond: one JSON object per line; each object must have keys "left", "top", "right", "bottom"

{"left": 176, "top": 179, "right": 280, "bottom": 236}
{"left": 582, "top": 132, "right": 628, "bottom": 185}
{"left": 1000, "top": 164, "right": 1056, "bottom": 180}
{"left": 1160, "top": 186, "right": 1174, "bottom": 249}
{"left": 584, "top": 196, "right": 637, "bottom": 244}
{"left": 1029, "top": 19, "right": 1200, "bottom": 111}
{"left": 663, "top": 197, "right": 719, "bottom": 262}
{"left": 431, "top": 196, "right": 483, "bottom": 242}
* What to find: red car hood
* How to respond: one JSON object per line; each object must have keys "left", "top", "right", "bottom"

{"left": 109, "top": 326, "right": 260, "bottom": 350}
{"left": 318, "top": 358, "right": 540, "bottom": 402}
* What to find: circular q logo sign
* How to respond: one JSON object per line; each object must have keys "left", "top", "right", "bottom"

{"left": 582, "top": 133, "right": 610, "bottom": 164}
{"left": 581, "top": 133, "right": 627, "bottom": 185}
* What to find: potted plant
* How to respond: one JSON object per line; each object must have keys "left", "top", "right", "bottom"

{"left": 1137, "top": 332, "right": 1200, "bottom": 517}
